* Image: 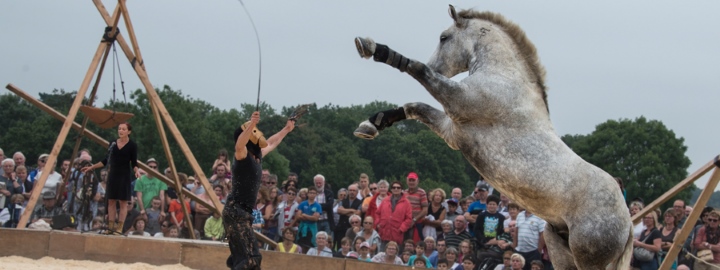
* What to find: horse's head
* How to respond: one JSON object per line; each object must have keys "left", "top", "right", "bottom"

{"left": 427, "top": 6, "right": 549, "bottom": 111}
{"left": 426, "top": 5, "right": 493, "bottom": 77}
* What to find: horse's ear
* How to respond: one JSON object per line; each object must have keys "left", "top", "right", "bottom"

{"left": 448, "top": 5, "right": 460, "bottom": 27}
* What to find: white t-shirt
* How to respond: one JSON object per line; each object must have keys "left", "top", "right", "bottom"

{"left": 36, "top": 171, "right": 62, "bottom": 195}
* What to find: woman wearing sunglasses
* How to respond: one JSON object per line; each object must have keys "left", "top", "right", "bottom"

{"left": 694, "top": 209, "right": 720, "bottom": 269}
{"left": 374, "top": 181, "right": 413, "bottom": 252}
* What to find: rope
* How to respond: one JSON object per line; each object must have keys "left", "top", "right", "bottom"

{"left": 685, "top": 250, "right": 720, "bottom": 269}
{"left": 236, "top": 0, "right": 262, "bottom": 111}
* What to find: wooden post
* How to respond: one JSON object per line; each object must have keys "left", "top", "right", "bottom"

{"left": 659, "top": 162, "right": 720, "bottom": 270}
{"left": 93, "top": 0, "right": 223, "bottom": 214}
{"left": 15, "top": 41, "right": 112, "bottom": 229}
{"left": 5, "top": 84, "right": 216, "bottom": 213}
{"left": 147, "top": 91, "right": 195, "bottom": 239}
{"left": 117, "top": 0, "right": 143, "bottom": 69}
{"left": 61, "top": 44, "right": 113, "bottom": 193}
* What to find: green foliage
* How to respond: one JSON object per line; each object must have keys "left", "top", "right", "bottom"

{"left": 561, "top": 116, "right": 692, "bottom": 210}
{"left": 0, "top": 89, "right": 478, "bottom": 197}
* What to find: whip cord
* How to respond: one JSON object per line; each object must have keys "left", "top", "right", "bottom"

{"left": 236, "top": 0, "right": 262, "bottom": 111}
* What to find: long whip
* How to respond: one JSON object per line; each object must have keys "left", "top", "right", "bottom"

{"left": 236, "top": 0, "right": 262, "bottom": 111}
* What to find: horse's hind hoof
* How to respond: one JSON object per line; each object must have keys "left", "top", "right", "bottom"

{"left": 353, "top": 120, "right": 378, "bottom": 140}
{"left": 354, "top": 37, "right": 376, "bottom": 59}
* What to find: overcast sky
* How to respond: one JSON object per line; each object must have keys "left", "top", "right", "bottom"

{"left": 2, "top": 1, "right": 718, "bottom": 190}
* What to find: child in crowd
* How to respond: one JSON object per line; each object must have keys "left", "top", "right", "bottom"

{"left": 357, "top": 241, "right": 372, "bottom": 262}
{"left": 437, "top": 258, "right": 449, "bottom": 270}
{"left": 530, "top": 260, "right": 544, "bottom": 270}
{"left": 145, "top": 196, "right": 162, "bottom": 235}
{"left": 166, "top": 225, "right": 180, "bottom": 238}
{"left": 408, "top": 241, "right": 433, "bottom": 268}
{"left": 204, "top": 211, "right": 224, "bottom": 241}
{"left": 414, "top": 256, "right": 428, "bottom": 268}
{"left": 459, "top": 256, "right": 476, "bottom": 270}
{"left": 168, "top": 193, "right": 190, "bottom": 229}
{"left": 90, "top": 216, "right": 104, "bottom": 233}
{"left": 401, "top": 250, "right": 413, "bottom": 264}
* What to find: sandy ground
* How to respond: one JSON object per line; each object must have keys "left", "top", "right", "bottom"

{"left": 0, "top": 256, "right": 196, "bottom": 270}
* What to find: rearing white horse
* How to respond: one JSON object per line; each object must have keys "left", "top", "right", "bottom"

{"left": 353, "top": 6, "right": 632, "bottom": 270}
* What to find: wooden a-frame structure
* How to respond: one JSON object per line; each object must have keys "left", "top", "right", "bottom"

{"left": 7, "top": 0, "right": 225, "bottom": 240}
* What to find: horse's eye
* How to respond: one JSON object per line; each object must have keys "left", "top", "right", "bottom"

{"left": 440, "top": 35, "right": 448, "bottom": 42}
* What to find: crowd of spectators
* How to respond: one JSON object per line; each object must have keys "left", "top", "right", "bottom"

{"left": 1, "top": 147, "right": 717, "bottom": 270}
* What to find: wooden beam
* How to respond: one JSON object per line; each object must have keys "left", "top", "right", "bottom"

{"left": 659, "top": 165, "right": 720, "bottom": 270}
{"left": 147, "top": 90, "right": 195, "bottom": 239}
{"left": 118, "top": 0, "right": 143, "bottom": 69}
{"left": 631, "top": 157, "right": 717, "bottom": 224}
{"left": 16, "top": 41, "right": 112, "bottom": 229}
{"left": 4, "top": 84, "right": 216, "bottom": 213}
{"left": 93, "top": 0, "right": 224, "bottom": 214}
{"left": 61, "top": 44, "right": 113, "bottom": 198}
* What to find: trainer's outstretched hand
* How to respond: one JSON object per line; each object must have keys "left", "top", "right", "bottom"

{"left": 284, "top": 119, "right": 296, "bottom": 133}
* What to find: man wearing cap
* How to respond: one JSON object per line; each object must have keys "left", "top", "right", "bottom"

{"left": 28, "top": 154, "right": 51, "bottom": 184}
{"left": 464, "top": 184, "right": 489, "bottom": 235}
{"left": 445, "top": 198, "right": 460, "bottom": 222}
{"left": 31, "top": 191, "right": 66, "bottom": 225}
{"left": 404, "top": 171, "right": 428, "bottom": 242}
{"left": 443, "top": 187, "right": 463, "bottom": 215}
{"left": 134, "top": 158, "right": 167, "bottom": 220}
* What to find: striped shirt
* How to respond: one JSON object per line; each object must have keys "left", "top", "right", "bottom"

{"left": 515, "top": 211, "right": 546, "bottom": 252}
{"left": 404, "top": 188, "right": 428, "bottom": 218}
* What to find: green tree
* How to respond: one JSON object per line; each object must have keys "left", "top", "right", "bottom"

{"left": 561, "top": 116, "right": 693, "bottom": 209}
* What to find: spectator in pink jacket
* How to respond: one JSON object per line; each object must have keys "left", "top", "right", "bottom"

{"left": 374, "top": 181, "right": 413, "bottom": 252}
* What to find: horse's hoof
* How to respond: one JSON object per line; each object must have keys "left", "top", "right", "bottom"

{"left": 354, "top": 37, "right": 375, "bottom": 59}
{"left": 353, "top": 120, "right": 378, "bottom": 140}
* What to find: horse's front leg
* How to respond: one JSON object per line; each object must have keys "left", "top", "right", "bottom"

{"left": 355, "top": 37, "right": 465, "bottom": 107}
{"left": 355, "top": 103, "right": 456, "bottom": 149}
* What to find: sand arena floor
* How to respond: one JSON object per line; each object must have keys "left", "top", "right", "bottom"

{"left": 0, "top": 256, "right": 196, "bottom": 270}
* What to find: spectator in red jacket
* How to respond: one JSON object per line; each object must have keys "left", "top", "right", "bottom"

{"left": 375, "top": 181, "right": 413, "bottom": 252}
{"left": 366, "top": 180, "right": 390, "bottom": 221}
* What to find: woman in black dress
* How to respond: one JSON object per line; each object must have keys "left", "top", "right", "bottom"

{"left": 82, "top": 122, "right": 138, "bottom": 234}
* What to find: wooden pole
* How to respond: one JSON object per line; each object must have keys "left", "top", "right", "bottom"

{"left": 117, "top": 0, "right": 143, "bottom": 70}
{"left": 93, "top": 0, "right": 223, "bottom": 214}
{"left": 147, "top": 91, "right": 195, "bottom": 239}
{"left": 5, "top": 84, "right": 215, "bottom": 213}
{"left": 631, "top": 158, "right": 717, "bottom": 224}
{"left": 15, "top": 41, "right": 112, "bottom": 229}
{"left": 659, "top": 162, "right": 720, "bottom": 270}
{"left": 60, "top": 44, "right": 113, "bottom": 199}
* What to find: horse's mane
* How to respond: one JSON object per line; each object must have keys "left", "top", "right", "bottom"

{"left": 457, "top": 10, "right": 548, "bottom": 111}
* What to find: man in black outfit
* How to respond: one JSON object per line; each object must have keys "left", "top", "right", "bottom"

{"left": 224, "top": 111, "right": 294, "bottom": 270}
{"left": 334, "top": 183, "right": 362, "bottom": 248}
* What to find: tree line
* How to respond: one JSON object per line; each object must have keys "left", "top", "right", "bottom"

{"left": 0, "top": 86, "right": 698, "bottom": 209}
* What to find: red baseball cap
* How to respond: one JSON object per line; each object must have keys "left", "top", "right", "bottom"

{"left": 407, "top": 172, "right": 418, "bottom": 180}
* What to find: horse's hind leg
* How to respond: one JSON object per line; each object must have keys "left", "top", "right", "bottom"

{"left": 543, "top": 223, "right": 578, "bottom": 270}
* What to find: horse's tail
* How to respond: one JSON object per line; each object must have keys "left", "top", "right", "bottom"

{"left": 611, "top": 228, "right": 634, "bottom": 270}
